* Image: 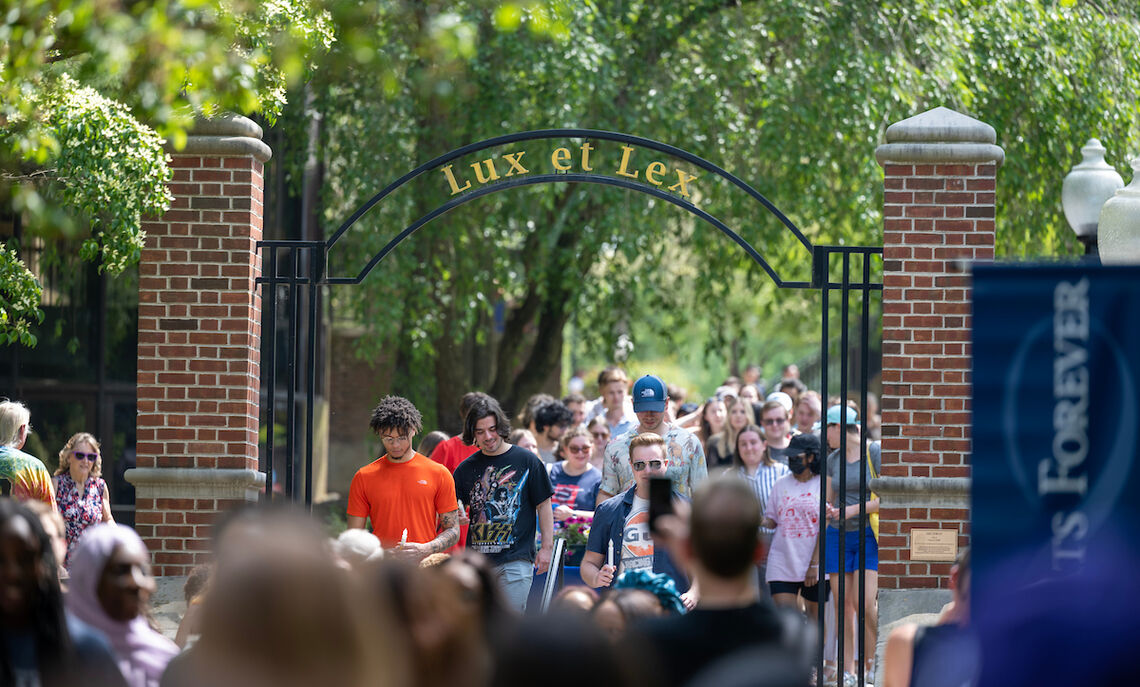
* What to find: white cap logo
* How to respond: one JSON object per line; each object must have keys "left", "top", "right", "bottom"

{"left": 641, "top": 388, "right": 656, "bottom": 398}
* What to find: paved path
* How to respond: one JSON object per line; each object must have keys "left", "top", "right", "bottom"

{"left": 151, "top": 576, "right": 188, "bottom": 641}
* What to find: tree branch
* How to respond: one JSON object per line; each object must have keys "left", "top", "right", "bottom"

{"left": 637, "top": 0, "right": 758, "bottom": 66}
{"left": 2, "top": 170, "right": 59, "bottom": 183}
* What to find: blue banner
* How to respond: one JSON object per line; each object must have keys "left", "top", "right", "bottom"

{"left": 972, "top": 263, "right": 1140, "bottom": 685}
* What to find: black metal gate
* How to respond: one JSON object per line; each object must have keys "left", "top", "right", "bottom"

{"left": 256, "top": 129, "right": 882, "bottom": 685}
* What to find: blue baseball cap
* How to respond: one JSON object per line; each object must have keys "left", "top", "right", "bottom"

{"left": 632, "top": 374, "right": 668, "bottom": 412}
{"left": 826, "top": 405, "right": 859, "bottom": 426}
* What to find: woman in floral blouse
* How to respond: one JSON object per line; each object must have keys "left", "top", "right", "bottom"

{"left": 52, "top": 432, "right": 114, "bottom": 568}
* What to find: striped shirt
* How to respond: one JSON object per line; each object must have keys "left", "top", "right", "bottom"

{"left": 737, "top": 463, "right": 790, "bottom": 534}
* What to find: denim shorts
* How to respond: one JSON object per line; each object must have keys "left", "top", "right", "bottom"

{"left": 824, "top": 526, "right": 878, "bottom": 573}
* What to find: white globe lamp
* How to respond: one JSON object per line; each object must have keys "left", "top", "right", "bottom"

{"left": 1097, "top": 158, "right": 1140, "bottom": 265}
{"left": 1061, "top": 138, "right": 1123, "bottom": 257}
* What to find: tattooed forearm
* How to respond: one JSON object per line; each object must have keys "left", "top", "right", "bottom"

{"left": 428, "top": 509, "right": 460, "bottom": 553}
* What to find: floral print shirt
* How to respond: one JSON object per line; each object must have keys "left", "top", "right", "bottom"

{"left": 600, "top": 424, "right": 708, "bottom": 498}
{"left": 54, "top": 472, "right": 107, "bottom": 568}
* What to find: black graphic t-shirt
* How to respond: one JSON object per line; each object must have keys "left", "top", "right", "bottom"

{"left": 453, "top": 445, "right": 555, "bottom": 566}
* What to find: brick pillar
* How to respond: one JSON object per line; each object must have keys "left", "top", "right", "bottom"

{"left": 873, "top": 107, "right": 1003, "bottom": 618}
{"left": 127, "top": 115, "right": 269, "bottom": 576}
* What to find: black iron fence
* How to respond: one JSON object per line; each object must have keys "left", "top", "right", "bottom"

{"left": 255, "top": 129, "right": 882, "bottom": 684}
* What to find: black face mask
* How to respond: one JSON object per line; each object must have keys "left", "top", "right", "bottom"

{"left": 788, "top": 453, "right": 817, "bottom": 475}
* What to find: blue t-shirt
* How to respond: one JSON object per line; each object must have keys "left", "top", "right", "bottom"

{"left": 547, "top": 462, "right": 602, "bottom": 512}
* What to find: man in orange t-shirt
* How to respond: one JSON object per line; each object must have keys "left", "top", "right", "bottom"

{"left": 347, "top": 396, "right": 459, "bottom": 558}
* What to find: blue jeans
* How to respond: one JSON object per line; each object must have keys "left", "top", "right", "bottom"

{"left": 495, "top": 559, "right": 534, "bottom": 612}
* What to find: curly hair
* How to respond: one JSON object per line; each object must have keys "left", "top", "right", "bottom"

{"left": 55, "top": 432, "right": 102, "bottom": 479}
{"left": 369, "top": 396, "right": 423, "bottom": 435}
{"left": 533, "top": 401, "right": 573, "bottom": 434}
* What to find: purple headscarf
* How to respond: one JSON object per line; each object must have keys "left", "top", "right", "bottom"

{"left": 65, "top": 523, "right": 178, "bottom": 687}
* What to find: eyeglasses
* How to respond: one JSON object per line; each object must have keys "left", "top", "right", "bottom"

{"left": 381, "top": 434, "right": 410, "bottom": 444}
{"left": 631, "top": 459, "right": 664, "bottom": 471}
{"left": 762, "top": 417, "right": 787, "bottom": 425}
{"left": 72, "top": 451, "right": 98, "bottom": 462}
{"left": 565, "top": 445, "right": 591, "bottom": 454}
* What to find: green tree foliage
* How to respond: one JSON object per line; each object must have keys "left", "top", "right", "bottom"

{"left": 296, "top": 0, "right": 1139, "bottom": 429}
{"left": 0, "top": 245, "right": 42, "bottom": 346}
{"left": 0, "top": 0, "right": 334, "bottom": 342}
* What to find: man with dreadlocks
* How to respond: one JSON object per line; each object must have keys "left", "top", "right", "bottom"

{"left": 347, "top": 396, "right": 460, "bottom": 560}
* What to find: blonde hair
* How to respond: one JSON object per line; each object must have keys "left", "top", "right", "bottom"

{"left": 0, "top": 400, "right": 31, "bottom": 447}
{"left": 55, "top": 432, "right": 103, "bottom": 478}
{"left": 717, "top": 397, "right": 756, "bottom": 461}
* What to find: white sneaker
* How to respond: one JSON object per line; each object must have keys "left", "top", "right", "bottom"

{"left": 841, "top": 672, "right": 874, "bottom": 687}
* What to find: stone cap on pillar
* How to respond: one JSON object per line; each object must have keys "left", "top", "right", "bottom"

{"left": 126, "top": 467, "right": 266, "bottom": 500}
{"left": 169, "top": 113, "right": 272, "bottom": 163}
{"left": 876, "top": 106, "right": 1004, "bottom": 166}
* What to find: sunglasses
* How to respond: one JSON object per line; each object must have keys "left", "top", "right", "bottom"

{"left": 565, "top": 445, "right": 591, "bottom": 454}
{"left": 590, "top": 432, "right": 609, "bottom": 440}
{"left": 762, "top": 417, "right": 787, "bottom": 425}
{"left": 631, "top": 459, "right": 664, "bottom": 472}
{"left": 72, "top": 451, "right": 98, "bottom": 462}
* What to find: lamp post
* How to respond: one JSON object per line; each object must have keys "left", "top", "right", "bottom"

{"left": 1098, "top": 158, "right": 1140, "bottom": 265}
{"left": 1061, "top": 138, "right": 1123, "bottom": 257}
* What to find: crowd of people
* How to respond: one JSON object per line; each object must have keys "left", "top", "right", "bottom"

{"left": 0, "top": 363, "right": 960, "bottom": 687}
{"left": 336, "top": 364, "right": 890, "bottom": 687}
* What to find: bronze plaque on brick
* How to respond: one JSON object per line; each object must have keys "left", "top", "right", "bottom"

{"left": 910, "top": 529, "right": 958, "bottom": 561}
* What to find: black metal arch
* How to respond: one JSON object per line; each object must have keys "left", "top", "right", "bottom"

{"left": 321, "top": 128, "right": 814, "bottom": 287}
{"left": 340, "top": 172, "right": 810, "bottom": 289}
{"left": 256, "top": 128, "right": 884, "bottom": 687}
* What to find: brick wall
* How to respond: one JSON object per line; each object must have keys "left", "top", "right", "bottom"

{"left": 130, "top": 116, "right": 270, "bottom": 576}
{"left": 874, "top": 108, "right": 1003, "bottom": 593}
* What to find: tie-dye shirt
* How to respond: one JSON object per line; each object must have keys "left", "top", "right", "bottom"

{"left": 0, "top": 445, "right": 57, "bottom": 508}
